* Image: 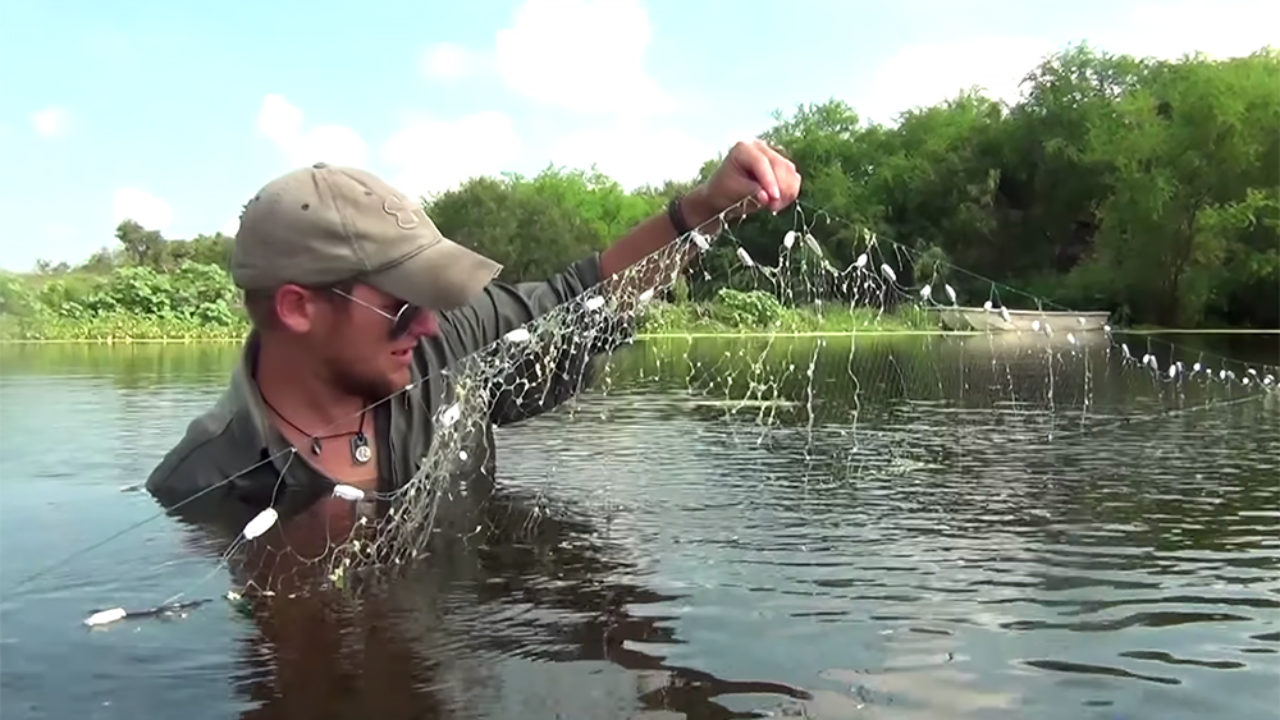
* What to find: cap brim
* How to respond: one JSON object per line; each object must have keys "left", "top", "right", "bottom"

{"left": 366, "top": 237, "right": 503, "bottom": 311}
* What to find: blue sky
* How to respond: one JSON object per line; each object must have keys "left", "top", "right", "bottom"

{"left": 2, "top": 0, "right": 1275, "bottom": 271}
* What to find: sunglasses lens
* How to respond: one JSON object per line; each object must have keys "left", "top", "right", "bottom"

{"left": 391, "top": 305, "right": 419, "bottom": 338}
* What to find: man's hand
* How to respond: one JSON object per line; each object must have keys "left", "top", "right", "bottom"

{"left": 599, "top": 139, "right": 801, "bottom": 280}
{"left": 685, "top": 139, "right": 802, "bottom": 227}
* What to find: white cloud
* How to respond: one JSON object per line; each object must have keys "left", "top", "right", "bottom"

{"left": 545, "top": 121, "right": 715, "bottom": 190}
{"left": 493, "top": 0, "right": 672, "bottom": 116}
{"left": 45, "top": 223, "right": 77, "bottom": 241}
{"left": 31, "top": 107, "right": 68, "bottom": 138}
{"left": 381, "top": 111, "right": 523, "bottom": 200}
{"left": 420, "top": 42, "right": 476, "bottom": 81}
{"left": 219, "top": 217, "right": 240, "bottom": 237}
{"left": 396, "top": 0, "right": 696, "bottom": 192}
{"left": 1097, "top": 0, "right": 1278, "bottom": 61}
{"left": 295, "top": 124, "right": 367, "bottom": 167}
{"left": 112, "top": 188, "right": 173, "bottom": 232}
{"left": 256, "top": 93, "right": 368, "bottom": 168}
{"left": 859, "top": 0, "right": 1278, "bottom": 126}
{"left": 860, "top": 35, "right": 1056, "bottom": 125}
{"left": 257, "top": 93, "right": 302, "bottom": 146}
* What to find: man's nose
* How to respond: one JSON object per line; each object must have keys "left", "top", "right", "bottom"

{"left": 408, "top": 309, "right": 439, "bottom": 337}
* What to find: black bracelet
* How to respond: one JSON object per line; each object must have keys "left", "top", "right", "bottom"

{"left": 667, "top": 195, "right": 692, "bottom": 237}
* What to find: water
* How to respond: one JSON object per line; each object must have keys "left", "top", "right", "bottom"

{"left": 1, "top": 333, "right": 1278, "bottom": 720}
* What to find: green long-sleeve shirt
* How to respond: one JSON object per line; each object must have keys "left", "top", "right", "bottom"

{"left": 144, "top": 253, "right": 610, "bottom": 524}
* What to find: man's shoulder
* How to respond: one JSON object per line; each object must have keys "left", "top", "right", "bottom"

{"left": 144, "top": 389, "right": 251, "bottom": 509}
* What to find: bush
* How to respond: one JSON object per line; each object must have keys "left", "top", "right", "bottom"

{"left": 0, "top": 263, "right": 247, "bottom": 341}
{"left": 709, "top": 289, "right": 784, "bottom": 328}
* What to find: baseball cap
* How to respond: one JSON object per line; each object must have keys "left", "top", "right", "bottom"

{"left": 231, "top": 162, "right": 503, "bottom": 311}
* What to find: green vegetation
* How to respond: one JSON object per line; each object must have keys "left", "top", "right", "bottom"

{"left": 2, "top": 44, "right": 1276, "bottom": 342}
{"left": 0, "top": 252, "right": 248, "bottom": 341}
{"left": 641, "top": 289, "right": 933, "bottom": 336}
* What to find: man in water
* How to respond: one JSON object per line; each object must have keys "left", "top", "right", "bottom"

{"left": 144, "top": 139, "right": 800, "bottom": 522}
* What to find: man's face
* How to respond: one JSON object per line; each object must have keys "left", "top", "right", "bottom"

{"left": 304, "top": 283, "right": 439, "bottom": 403}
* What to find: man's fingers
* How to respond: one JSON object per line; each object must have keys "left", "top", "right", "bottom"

{"left": 756, "top": 140, "right": 799, "bottom": 210}
{"left": 741, "top": 140, "right": 780, "bottom": 203}
{"left": 770, "top": 154, "right": 797, "bottom": 208}
{"left": 755, "top": 138, "right": 797, "bottom": 178}
{"left": 721, "top": 138, "right": 800, "bottom": 215}
{"left": 759, "top": 139, "right": 796, "bottom": 170}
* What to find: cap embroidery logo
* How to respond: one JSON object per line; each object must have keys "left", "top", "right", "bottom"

{"left": 382, "top": 194, "right": 422, "bottom": 230}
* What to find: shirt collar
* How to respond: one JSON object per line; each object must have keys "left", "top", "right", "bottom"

{"left": 228, "top": 330, "right": 291, "bottom": 461}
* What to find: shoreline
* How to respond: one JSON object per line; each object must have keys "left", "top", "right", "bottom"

{"left": 1, "top": 327, "right": 1276, "bottom": 345}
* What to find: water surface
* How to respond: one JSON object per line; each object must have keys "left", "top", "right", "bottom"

{"left": 1, "top": 333, "right": 1277, "bottom": 719}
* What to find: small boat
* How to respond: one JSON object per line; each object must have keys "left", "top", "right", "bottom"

{"left": 927, "top": 306, "right": 1111, "bottom": 333}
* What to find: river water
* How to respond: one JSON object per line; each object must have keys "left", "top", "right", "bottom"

{"left": 1, "top": 332, "right": 1277, "bottom": 720}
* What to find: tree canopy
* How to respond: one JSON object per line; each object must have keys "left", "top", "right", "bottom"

{"left": 11, "top": 43, "right": 1280, "bottom": 331}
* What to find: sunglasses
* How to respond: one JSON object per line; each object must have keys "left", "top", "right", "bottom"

{"left": 329, "top": 287, "right": 420, "bottom": 339}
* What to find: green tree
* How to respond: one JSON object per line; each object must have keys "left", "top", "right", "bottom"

{"left": 5, "top": 43, "right": 1278, "bottom": 339}
{"left": 1083, "top": 49, "right": 1280, "bottom": 326}
{"left": 114, "top": 220, "right": 166, "bottom": 269}
{"left": 425, "top": 166, "right": 667, "bottom": 283}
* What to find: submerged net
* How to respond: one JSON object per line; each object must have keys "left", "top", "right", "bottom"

{"left": 55, "top": 198, "right": 1279, "bottom": 623}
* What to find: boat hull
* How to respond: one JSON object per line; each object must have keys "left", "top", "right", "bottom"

{"left": 928, "top": 306, "right": 1111, "bottom": 333}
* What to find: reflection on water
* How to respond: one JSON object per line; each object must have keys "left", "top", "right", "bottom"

{"left": 1, "top": 332, "right": 1278, "bottom": 720}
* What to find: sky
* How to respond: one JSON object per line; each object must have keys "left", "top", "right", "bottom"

{"left": 1, "top": 0, "right": 1276, "bottom": 271}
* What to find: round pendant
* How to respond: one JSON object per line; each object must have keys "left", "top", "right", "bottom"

{"left": 351, "top": 432, "right": 372, "bottom": 464}
{"left": 354, "top": 444, "right": 372, "bottom": 464}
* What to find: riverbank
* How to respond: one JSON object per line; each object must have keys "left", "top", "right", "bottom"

{"left": 0, "top": 292, "right": 932, "bottom": 343}
{"left": 4, "top": 307, "right": 1273, "bottom": 345}
{"left": 0, "top": 313, "right": 248, "bottom": 342}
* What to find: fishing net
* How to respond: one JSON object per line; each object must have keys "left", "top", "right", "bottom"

{"left": 56, "top": 198, "right": 1278, "bottom": 625}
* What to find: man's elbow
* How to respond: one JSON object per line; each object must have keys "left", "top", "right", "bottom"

{"left": 144, "top": 469, "right": 186, "bottom": 510}
{"left": 144, "top": 452, "right": 211, "bottom": 512}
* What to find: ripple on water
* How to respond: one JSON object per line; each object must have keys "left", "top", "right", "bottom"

{"left": 3, "top": 340, "right": 1279, "bottom": 720}
{"left": 489, "top": 386, "right": 1280, "bottom": 718}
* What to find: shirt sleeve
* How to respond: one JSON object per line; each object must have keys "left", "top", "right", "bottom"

{"left": 437, "top": 252, "right": 604, "bottom": 359}
{"left": 435, "top": 252, "right": 632, "bottom": 425}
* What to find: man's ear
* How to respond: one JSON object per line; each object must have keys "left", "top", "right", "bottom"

{"left": 273, "top": 284, "right": 316, "bottom": 334}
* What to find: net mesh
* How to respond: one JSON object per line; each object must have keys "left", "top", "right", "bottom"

{"left": 59, "top": 199, "right": 1280, "bottom": 617}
